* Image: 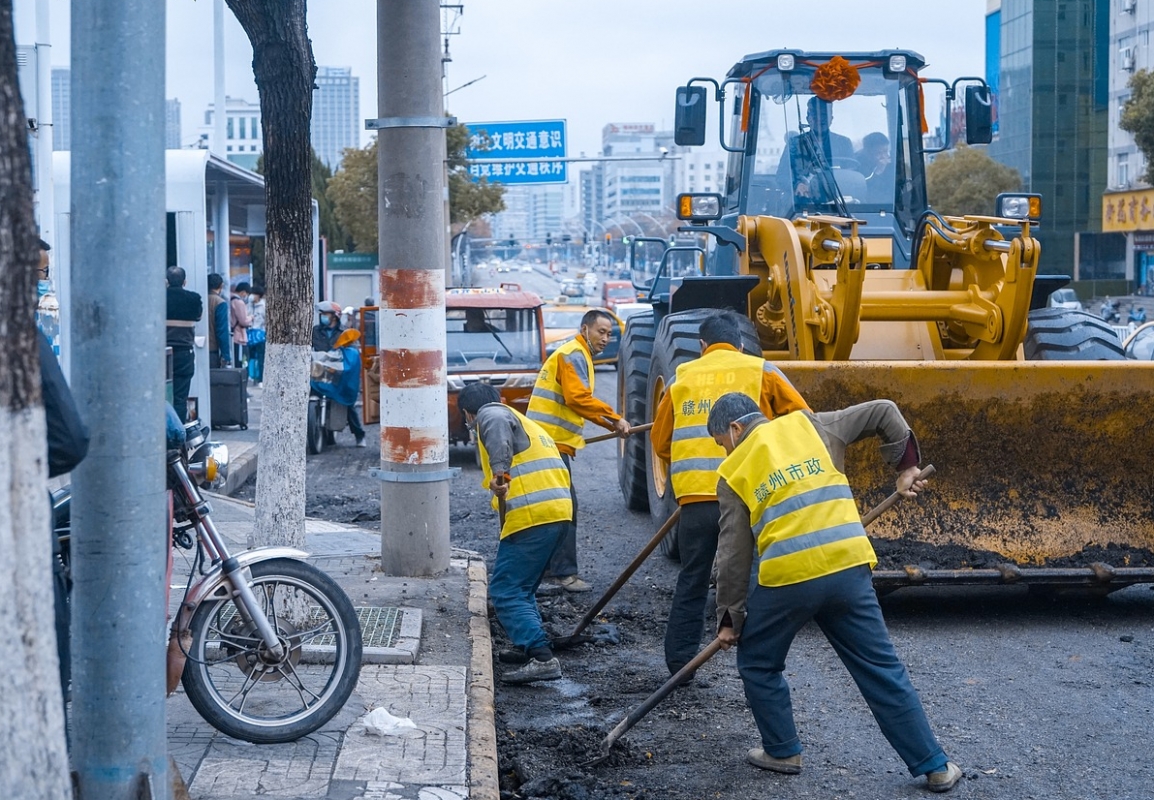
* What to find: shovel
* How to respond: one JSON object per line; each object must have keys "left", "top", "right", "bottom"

{"left": 583, "top": 464, "right": 936, "bottom": 766}
{"left": 585, "top": 422, "right": 653, "bottom": 445}
{"left": 552, "top": 508, "right": 681, "bottom": 649}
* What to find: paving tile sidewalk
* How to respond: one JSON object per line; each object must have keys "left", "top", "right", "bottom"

{"left": 170, "top": 409, "right": 497, "bottom": 800}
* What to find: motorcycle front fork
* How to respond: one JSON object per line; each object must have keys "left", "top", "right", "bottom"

{"left": 170, "top": 456, "right": 286, "bottom": 660}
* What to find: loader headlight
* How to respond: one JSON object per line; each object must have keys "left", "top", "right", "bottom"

{"left": 776, "top": 54, "right": 795, "bottom": 72}
{"left": 995, "top": 193, "right": 1042, "bottom": 222}
{"left": 676, "top": 192, "right": 723, "bottom": 222}
{"left": 887, "top": 55, "right": 907, "bottom": 73}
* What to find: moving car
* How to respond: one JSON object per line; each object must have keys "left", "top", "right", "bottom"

{"left": 1047, "top": 288, "right": 1083, "bottom": 311}
{"left": 601, "top": 280, "right": 637, "bottom": 312}
{"left": 542, "top": 302, "right": 623, "bottom": 366}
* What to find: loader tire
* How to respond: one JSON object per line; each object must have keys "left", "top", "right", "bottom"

{"left": 617, "top": 312, "right": 655, "bottom": 512}
{"left": 1024, "top": 308, "right": 1127, "bottom": 360}
{"left": 647, "top": 309, "right": 761, "bottom": 560}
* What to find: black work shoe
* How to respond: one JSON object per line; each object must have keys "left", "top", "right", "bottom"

{"left": 746, "top": 747, "right": 802, "bottom": 774}
{"left": 500, "top": 657, "right": 562, "bottom": 685}
{"left": 497, "top": 646, "right": 531, "bottom": 664}
{"left": 925, "top": 762, "right": 963, "bottom": 793}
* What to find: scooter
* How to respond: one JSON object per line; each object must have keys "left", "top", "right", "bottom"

{"left": 307, "top": 389, "right": 348, "bottom": 454}
{"left": 54, "top": 416, "right": 363, "bottom": 744}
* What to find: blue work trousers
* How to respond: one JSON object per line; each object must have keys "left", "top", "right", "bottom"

{"left": 546, "top": 453, "right": 579, "bottom": 578}
{"left": 664, "top": 500, "right": 720, "bottom": 674}
{"left": 490, "top": 521, "right": 567, "bottom": 652}
{"left": 737, "top": 565, "right": 949, "bottom": 777}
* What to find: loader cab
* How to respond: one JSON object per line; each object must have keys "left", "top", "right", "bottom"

{"left": 673, "top": 50, "right": 994, "bottom": 273}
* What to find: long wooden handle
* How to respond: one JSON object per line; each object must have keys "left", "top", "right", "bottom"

{"left": 602, "top": 637, "right": 723, "bottom": 750}
{"left": 585, "top": 421, "right": 653, "bottom": 445}
{"left": 860, "top": 464, "right": 935, "bottom": 527}
{"left": 560, "top": 508, "right": 681, "bottom": 643}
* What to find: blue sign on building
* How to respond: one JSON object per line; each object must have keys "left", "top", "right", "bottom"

{"left": 464, "top": 119, "right": 567, "bottom": 185}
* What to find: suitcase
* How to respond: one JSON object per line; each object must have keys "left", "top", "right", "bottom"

{"left": 210, "top": 368, "right": 249, "bottom": 430}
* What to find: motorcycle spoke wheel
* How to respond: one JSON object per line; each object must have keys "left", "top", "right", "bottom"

{"left": 181, "top": 558, "right": 363, "bottom": 743}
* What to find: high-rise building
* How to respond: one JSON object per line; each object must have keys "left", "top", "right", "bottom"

{"left": 600, "top": 123, "right": 675, "bottom": 221}
{"left": 51, "top": 67, "right": 69, "bottom": 151}
{"left": 312, "top": 66, "right": 360, "bottom": 171}
{"left": 199, "top": 97, "right": 263, "bottom": 170}
{"left": 52, "top": 68, "right": 182, "bottom": 151}
{"left": 986, "top": 0, "right": 1110, "bottom": 273}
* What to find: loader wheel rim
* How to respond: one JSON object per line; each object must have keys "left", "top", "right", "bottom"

{"left": 650, "top": 375, "right": 669, "bottom": 500}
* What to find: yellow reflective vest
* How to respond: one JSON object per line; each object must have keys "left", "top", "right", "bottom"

{"left": 526, "top": 338, "right": 593, "bottom": 453}
{"left": 718, "top": 413, "right": 876, "bottom": 587}
{"left": 669, "top": 349, "right": 764, "bottom": 501}
{"left": 478, "top": 408, "right": 573, "bottom": 539}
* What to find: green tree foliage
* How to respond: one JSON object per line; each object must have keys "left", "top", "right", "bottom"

{"left": 926, "top": 145, "right": 1022, "bottom": 216}
{"left": 1120, "top": 69, "right": 1154, "bottom": 184}
{"left": 327, "top": 120, "right": 505, "bottom": 252}
{"left": 256, "top": 149, "right": 352, "bottom": 254}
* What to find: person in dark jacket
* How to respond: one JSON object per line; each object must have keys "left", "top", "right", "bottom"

{"left": 312, "top": 300, "right": 343, "bottom": 352}
{"left": 165, "top": 266, "right": 203, "bottom": 423}
{"left": 40, "top": 332, "right": 90, "bottom": 712}
{"left": 207, "top": 273, "right": 230, "bottom": 368}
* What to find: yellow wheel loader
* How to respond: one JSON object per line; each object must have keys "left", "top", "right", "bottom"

{"left": 617, "top": 50, "right": 1153, "bottom": 590}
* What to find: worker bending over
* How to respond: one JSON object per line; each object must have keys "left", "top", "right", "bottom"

{"left": 459, "top": 383, "right": 573, "bottom": 685}
{"left": 708, "top": 393, "right": 962, "bottom": 794}
{"left": 650, "top": 310, "right": 808, "bottom": 679}
{"left": 527, "top": 309, "right": 632, "bottom": 592}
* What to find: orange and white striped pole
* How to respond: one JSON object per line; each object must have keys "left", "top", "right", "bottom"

{"left": 373, "top": 0, "right": 451, "bottom": 576}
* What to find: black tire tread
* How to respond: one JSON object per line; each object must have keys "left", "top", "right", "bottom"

{"left": 617, "top": 313, "right": 655, "bottom": 511}
{"left": 1024, "top": 308, "right": 1127, "bottom": 360}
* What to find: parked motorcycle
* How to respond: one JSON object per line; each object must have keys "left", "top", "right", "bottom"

{"left": 54, "top": 416, "right": 363, "bottom": 744}
{"left": 1101, "top": 298, "right": 1121, "bottom": 323}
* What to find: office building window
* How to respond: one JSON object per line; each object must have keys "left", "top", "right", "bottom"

{"left": 1118, "top": 153, "right": 1130, "bottom": 186}
{"left": 227, "top": 117, "right": 234, "bottom": 139}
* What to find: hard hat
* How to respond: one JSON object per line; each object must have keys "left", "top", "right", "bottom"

{"left": 343, "top": 306, "right": 354, "bottom": 316}
{"left": 316, "top": 301, "right": 341, "bottom": 314}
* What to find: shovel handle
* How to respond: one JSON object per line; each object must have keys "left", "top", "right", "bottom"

{"left": 860, "top": 464, "right": 935, "bottom": 528}
{"left": 585, "top": 421, "right": 653, "bottom": 445}
{"left": 495, "top": 473, "right": 510, "bottom": 527}
{"left": 559, "top": 508, "right": 681, "bottom": 644}
{"left": 601, "top": 637, "right": 724, "bottom": 752}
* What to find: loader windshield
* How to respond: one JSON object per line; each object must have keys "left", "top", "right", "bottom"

{"left": 737, "top": 66, "right": 925, "bottom": 233}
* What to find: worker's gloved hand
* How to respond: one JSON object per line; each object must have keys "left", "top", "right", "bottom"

{"left": 896, "top": 465, "right": 928, "bottom": 499}
{"left": 489, "top": 474, "right": 510, "bottom": 498}
{"left": 614, "top": 418, "right": 631, "bottom": 437}
{"left": 717, "top": 625, "right": 740, "bottom": 651}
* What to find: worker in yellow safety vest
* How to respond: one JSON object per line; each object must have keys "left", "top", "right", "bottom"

{"left": 650, "top": 310, "right": 808, "bottom": 680}
{"left": 706, "top": 392, "right": 962, "bottom": 794}
{"left": 459, "top": 382, "right": 574, "bottom": 685}
{"left": 526, "top": 308, "right": 632, "bottom": 593}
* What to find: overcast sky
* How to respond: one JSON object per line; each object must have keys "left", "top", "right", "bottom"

{"left": 27, "top": 0, "right": 989, "bottom": 160}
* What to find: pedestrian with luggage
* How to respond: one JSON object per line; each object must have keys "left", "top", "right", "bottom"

{"left": 458, "top": 382, "right": 573, "bottom": 685}
{"left": 230, "top": 282, "right": 251, "bottom": 366}
{"left": 707, "top": 392, "right": 962, "bottom": 793}
{"left": 165, "top": 266, "right": 203, "bottom": 423}
{"left": 206, "top": 273, "right": 230, "bottom": 368}
{"left": 247, "top": 285, "right": 266, "bottom": 387}
{"left": 649, "top": 310, "right": 808, "bottom": 680}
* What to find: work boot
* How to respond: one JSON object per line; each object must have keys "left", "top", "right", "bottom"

{"left": 746, "top": 748, "right": 802, "bottom": 774}
{"left": 497, "top": 646, "right": 531, "bottom": 665}
{"left": 925, "top": 762, "right": 963, "bottom": 793}
{"left": 501, "top": 657, "right": 562, "bottom": 685}
{"left": 557, "top": 575, "right": 592, "bottom": 593}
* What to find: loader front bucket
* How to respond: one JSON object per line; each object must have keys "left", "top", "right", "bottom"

{"left": 780, "top": 361, "right": 1154, "bottom": 589}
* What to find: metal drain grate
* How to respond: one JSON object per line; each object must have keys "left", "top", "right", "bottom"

{"left": 211, "top": 606, "right": 403, "bottom": 649}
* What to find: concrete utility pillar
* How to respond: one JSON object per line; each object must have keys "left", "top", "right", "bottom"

{"left": 69, "top": 0, "right": 170, "bottom": 796}
{"left": 375, "top": 0, "right": 451, "bottom": 576}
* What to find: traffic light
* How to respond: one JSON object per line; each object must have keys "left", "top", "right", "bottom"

{"left": 604, "top": 233, "right": 611, "bottom": 244}
{"left": 546, "top": 233, "right": 553, "bottom": 246}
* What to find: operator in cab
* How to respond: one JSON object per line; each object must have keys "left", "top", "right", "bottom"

{"left": 526, "top": 309, "right": 633, "bottom": 594}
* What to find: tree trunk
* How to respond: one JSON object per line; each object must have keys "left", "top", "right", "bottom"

{"left": 227, "top": 0, "right": 316, "bottom": 547}
{"left": 0, "top": 2, "right": 72, "bottom": 795}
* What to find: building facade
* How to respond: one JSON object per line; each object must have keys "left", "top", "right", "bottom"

{"left": 311, "top": 66, "right": 360, "bottom": 171}
{"left": 599, "top": 123, "right": 675, "bottom": 221}
{"left": 199, "top": 97, "right": 263, "bottom": 170}
{"left": 986, "top": 0, "right": 1110, "bottom": 274}
{"left": 52, "top": 67, "right": 181, "bottom": 151}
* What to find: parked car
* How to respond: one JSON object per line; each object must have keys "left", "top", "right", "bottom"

{"left": 1124, "top": 321, "right": 1154, "bottom": 360}
{"left": 542, "top": 303, "right": 623, "bottom": 366}
{"left": 1047, "top": 288, "right": 1083, "bottom": 311}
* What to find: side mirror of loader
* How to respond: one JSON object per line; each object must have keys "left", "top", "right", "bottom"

{"left": 964, "top": 85, "right": 994, "bottom": 145}
{"left": 675, "top": 85, "right": 708, "bottom": 146}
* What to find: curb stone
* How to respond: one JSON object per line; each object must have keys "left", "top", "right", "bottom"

{"left": 467, "top": 557, "right": 500, "bottom": 800}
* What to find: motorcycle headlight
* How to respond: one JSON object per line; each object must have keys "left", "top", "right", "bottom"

{"left": 190, "top": 443, "right": 230, "bottom": 489}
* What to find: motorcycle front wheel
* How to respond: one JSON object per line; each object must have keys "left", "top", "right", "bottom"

{"left": 181, "top": 557, "right": 363, "bottom": 744}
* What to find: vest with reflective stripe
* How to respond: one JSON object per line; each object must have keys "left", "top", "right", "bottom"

{"left": 526, "top": 338, "right": 593, "bottom": 452}
{"left": 668, "top": 349, "right": 764, "bottom": 500}
{"left": 478, "top": 407, "right": 573, "bottom": 539}
{"left": 718, "top": 413, "right": 876, "bottom": 587}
